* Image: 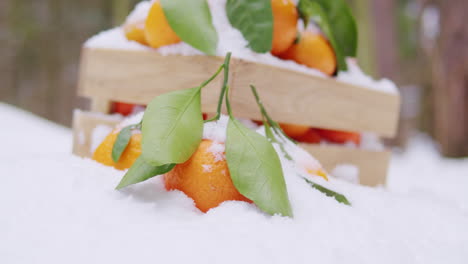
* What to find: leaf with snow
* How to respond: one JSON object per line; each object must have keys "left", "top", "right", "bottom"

{"left": 226, "top": 0, "right": 273, "bottom": 53}
{"left": 161, "top": 0, "right": 218, "bottom": 55}
{"left": 225, "top": 118, "right": 293, "bottom": 217}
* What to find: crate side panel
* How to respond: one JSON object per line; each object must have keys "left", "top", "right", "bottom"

{"left": 301, "top": 144, "right": 391, "bottom": 186}
{"left": 231, "top": 59, "right": 400, "bottom": 137}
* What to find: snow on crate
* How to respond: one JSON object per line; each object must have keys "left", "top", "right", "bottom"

{"left": 85, "top": 0, "right": 398, "bottom": 94}
{"left": 1, "top": 103, "right": 468, "bottom": 264}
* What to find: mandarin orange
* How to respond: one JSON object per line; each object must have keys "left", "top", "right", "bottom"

{"left": 279, "top": 123, "right": 310, "bottom": 139}
{"left": 164, "top": 139, "right": 252, "bottom": 212}
{"left": 271, "top": 0, "right": 298, "bottom": 55}
{"left": 92, "top": 130, "right": 142, "bottom": 170}
{"left": 123, "top": 20, "right": 148, "bottom": 45}
{"left": 280, "top": 31, "right": 337, "bottom": 76}
{"left": 144, "top": 0, "right": 181, "bottom": 49}
{"left": 316, "top": 129, "right": 361, "bottom": 145}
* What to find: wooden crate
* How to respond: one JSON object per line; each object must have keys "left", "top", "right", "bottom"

{"left": 73, "top": 47, "right": 400, "bottom": 186}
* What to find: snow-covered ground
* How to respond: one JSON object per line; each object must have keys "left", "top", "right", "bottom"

{"left": 1, "top": 102, "right": 467, "bottom": 264}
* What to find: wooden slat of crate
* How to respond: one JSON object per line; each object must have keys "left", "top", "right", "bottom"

{"left": 78, "top": 48, "right": 228, "bottom": 113}
{"left": 72, "top": 110, "right": 389, "bottom": 186}
{"left": 301, "top": 144, "right": 390, "bottom": 186}
{"left": 78, "top": 47, "right": 400, "bottom": 137}
{"left": 232, "top": 59, "right": 400, "bottom": 137}
{"left": 72, "top": 110, "right": 123, "bottom": 157}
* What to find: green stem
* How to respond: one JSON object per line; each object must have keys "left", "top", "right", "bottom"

{"left": 249, "top": 85, "right": 292, "bottom": 140}
{"left": 206, "top": 52, "right": 232, "bottom": 122}
{"left": 198, "top": 64, "right": 224, "bottom": 91}
{"left": 224, "top": 85, "right": 233, "bottom": 118}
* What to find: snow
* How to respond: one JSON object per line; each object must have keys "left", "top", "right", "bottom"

{"left": 124, "top": 1, "right": 151, "bottom": 26}
{"left": 1, "top": 103, "right": 467, "bottom": 264}
{"left": 331, "top": 164, "right": 360, "bottom": 184}
{"left": 85, "top": 0, "right": 398, "bottom": 94}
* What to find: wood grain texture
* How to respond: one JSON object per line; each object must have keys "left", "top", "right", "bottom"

{"left": 78, "top": 48, "right": 230, "bottom": 114}
{"left": 78, "top": 47, "right": 400, "bottom": 137}
{"left": 72, "top": 111, "right": 389, "bottom": 186}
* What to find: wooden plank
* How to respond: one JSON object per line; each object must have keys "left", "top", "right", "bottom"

{"left": 72, "top": 111, "right": 389, "bottom": 186}
{"left": 78, "top": 48, "right": 230, "bottom": 114}
{"left": 301, "top": 144, "right": 390, "bottom": 186}
{"left": 90, "top": 97, "right": 112, "bottom": 113}
{"left": 72, "top": 110, "right": 122, "bottom": 157}
{"left": 232, "top": 59, "right": 400, "bottom": 137}
{"left": 78, "top": 47, "right": 399, "bottom": 137}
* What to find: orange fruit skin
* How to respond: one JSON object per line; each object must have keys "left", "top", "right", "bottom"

{"left": 164, "top": 140, "right": 252, "bottom": 213}
{"left": 92, "top": 130, "right": 142, "bottom": 170}
{"left": 112, "top": 102, "right": 137, "bottom": 116}
{"left": 144, "top": 0, "right": 181, "bottom": 49}
{"left": 279, "top": 123, "right": 310, "bottom": 139}
{"left": 295, "top": 128, "right": 322, "bottom": 144}
{"left": 271, "top": 0, "right": 298, "bottom": 56}
{"left": 316, "top": 129, "right": 361, "bottom": 145}
{"left": 124, "top": 20, "right": 148, "bottom": 45}
{"left": 279, "top": 31, "right": 337, "bottom": 76}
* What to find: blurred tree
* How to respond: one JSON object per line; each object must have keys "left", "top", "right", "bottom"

{"left": 430, "top": 0, "right": 468, "bottom": 157}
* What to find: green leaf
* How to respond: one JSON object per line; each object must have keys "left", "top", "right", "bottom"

{"left": 226, "top": 0, "right": 273, "bottom": 53}
{"left": 116, "top": 157, "right": 175, "bottom": 190}
{"left": 304, "top": 178, "right": 351, "bottom": 206}
{"left": 161, "top": 0, "right": 218, "bottom": 55}
{"left": 311, "top": 0, "right": 358, "bottom": 57}
{"left": 142, "top": 87, "right": 203, "bottom": 166}
{"left": 297, "top": 1, "right": 347, "bottom": 71}
{"left": 225, "top": 118, "right": 293, "bottom": 217}
{"left": 111, "top": 125, "right": 133, "bottom": 163}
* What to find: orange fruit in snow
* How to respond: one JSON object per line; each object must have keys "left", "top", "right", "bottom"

{"left": 279, "top": 31, "right": 337, "bottom": 76}
{"left": 316, "top": 129, "right": 361, "bottom": 145}
{"left": 144, "top": 0, "right": 181, "bottom": 48}
{"left": 270, "top": 0, "right": 298, "bottom": 55}
{"left": 124, "top": 20, "right": 148, "bottom": 45}
{"left": 164, "top": 140, "right": 252, "bottom": 212}
{"left": 279, "top": 123, "right": 310, "bottom": 139}
{"left": 92, "top": 130, "right": 142, "bottom": 170}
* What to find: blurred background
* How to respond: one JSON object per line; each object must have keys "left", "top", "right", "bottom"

{"left": 0, "top": 0, "right": 467, "bottom": 157}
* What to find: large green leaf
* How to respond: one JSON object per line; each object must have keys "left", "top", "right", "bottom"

{"left": 312, "top": 0, "right": 358, "bottom": 57}
{"left": 297, "top": 0, "right": 347, "bottom": 71}
{"left": 226, "top": 0, "right": 273, "bottom": 53}
{"left": 225, "top": 118, "right": 292, "bottom": 217}
{"left": 142, "top": 87, "right": 203, "bottom": 166}
{"left": 161, "top": 0, "right": 218, "bottom": 55}
{"left": 116, "top": 157, "right": 175, "bottom": 190}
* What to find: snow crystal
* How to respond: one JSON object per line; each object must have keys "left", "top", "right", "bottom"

{"left": 331, "top": 164, "right": 360, "bottom": 184}
{"left": 1, "top": 103, "right": 468, "bottom": 264}
{"left": 207, "top": 141, "right": 225, "bottom": 162}
{"left": 202, "top": 164, "right": 213, "bottom": 173}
